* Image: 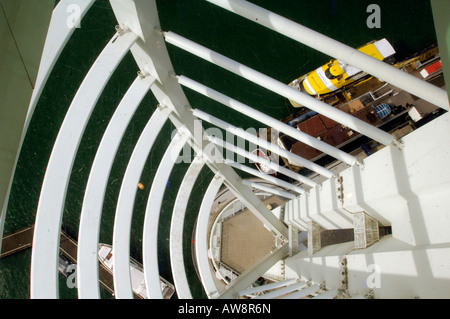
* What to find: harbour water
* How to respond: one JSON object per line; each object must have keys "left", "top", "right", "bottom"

{"left": 0, "top": 0, "right": 438, "bottom": 298}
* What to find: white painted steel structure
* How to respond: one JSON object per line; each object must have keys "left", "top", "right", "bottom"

{"left": 78, "top": 75, "right": 156, "bottom": 299}
{"left": 112, "top": 105, "right": 172, "bottom": 299}
{"left": 192, "top": 108, "right": 334, "bottom": 178}
{"left": 31, "top": 29, "right": 139, "bottom": 298}
{"left": 1, "top": 0, "right": 449, "bottom": 300}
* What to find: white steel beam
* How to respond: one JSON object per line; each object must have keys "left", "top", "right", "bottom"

{"left": 238, "top": 278, "right": 297, "bottom": 296}
{"left": 164, "top": 32, "right": 396, "bottom": 147}
{"left": 241, "top": 180, "right": 296, "bottom": 200}
{"left": 206, "top": 0, "right": 450, "bottom": 111}
{"left": 112, "top": 105, "right": 172, "bottom": 299}
{"left": 226, "top": 160, "right": 305, "bottom": 195}
{"left": 30, "top": 30, "right": 138, "bottom": 299}
{"left": 177, "top": 75, "right": 357, "bottom": 166}
{"left": 77, "top": 75, "right": 155, "bottom": 299}
{"left": 208, "top": 135, "right": 317, "bottom": 187}
{"left": 280, "top": 284, "right": 321, "bottom": 299}
{"left": 192, "top": 108, "right": 334, "bottom": 178}
{"left": 195, "top": 175, "right": 224, "bottom": 298}
{"left": 142, "top": 130, "right": 190, "bottom": 299}
{"left": 255, "top": 281, "right": 307, "bottom": 299}
{"left": 170, "top": 155, "right": 205, "bottom": 299}
{"left": 218, "top": 245, "right": 290, "bottom": 299}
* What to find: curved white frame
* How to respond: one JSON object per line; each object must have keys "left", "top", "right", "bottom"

{"left": 142, "top": 130, "right": 190, "bottom": 299}
{"left": 170, "top": 155, "right": 205, "bottom": 299}
{"left": 209, "top": 191, "right": 272, "bottom": 284}
{"left": 31, "top": 30, "right": 138, "bottom": 298}
{"left": 77, "top": 75, "right": 155, "bottom": 299}
{"left": 112, "top": 105, "right": 172, "bottom": 299}
{"left": 195, "top": 175, "right": 224, "bottom": 298}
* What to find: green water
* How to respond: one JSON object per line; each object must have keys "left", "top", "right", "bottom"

{"left": 0, "top": 0, "right": 438, "bottom": 299}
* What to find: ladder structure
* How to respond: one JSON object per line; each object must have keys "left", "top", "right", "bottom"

{"left": 1, "top": 0, "right": 450, "bottom": 299}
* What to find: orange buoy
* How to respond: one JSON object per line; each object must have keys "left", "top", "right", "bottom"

{"left": 138, "top": 183, "right": 144, "bottom": 190}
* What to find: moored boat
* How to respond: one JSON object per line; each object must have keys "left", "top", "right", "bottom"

{"left": 98, "top": 243, "right": 175, "bottom": 299}
{"left": 252, "top": 149, "right": 277, "bottom": 176}
{"left": 288, "top": 38, "right": 396, "bottom": 107}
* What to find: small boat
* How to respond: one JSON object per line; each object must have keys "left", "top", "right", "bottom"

{"left": 58, "top": 253, "right": 74, "bottom": 277}
{"left": 98, "top": 243, "right": 175, "bottom": 299}
{"left": 420, "top": 60, "right": 442, "bottom": 78}
{"left": 252, "top": 149, "right": 276, "bottom": 176}
{"left": 288, "top": 38, "right": 396, "bottom": 107}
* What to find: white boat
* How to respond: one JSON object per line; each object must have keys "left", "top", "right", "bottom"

{"left": 252, "top": 149, "right": 277, "bottom": 176}
{"left": 98, "top": 243, "right": 175, "bottom": 299}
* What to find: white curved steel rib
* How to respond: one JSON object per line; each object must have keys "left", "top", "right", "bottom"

{"left": 0, "top": 0, "right": 95, "bottom": 257}
{"left": 27, "top": 0, "right": 95, "bottom": 127}
{"left": 168, "top": 108, "right": 289, "bottom": 239}
{"left": 226, "top": 160, "right": 305, "bottom": 195}
{"left": 112, "top": 105, "right": 172, "bottom": 299}
{"left": 30, "top": 29, "right": 138, "bottom": 299}
{"left": 195, "top": 175, "right": 224, "bottom": 298}
{"left": 142, "top": 130, "right": 190, "bottom": 299}
{"left": 170, "top": 155, "right": 205, "bottom": 299}
{"left": 77, "top": 75, "right": 156, "bottom": 299}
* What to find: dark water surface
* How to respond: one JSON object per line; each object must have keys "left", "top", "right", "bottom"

{"left": 0, "top": 0, "right": 437, "bottom": 298}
